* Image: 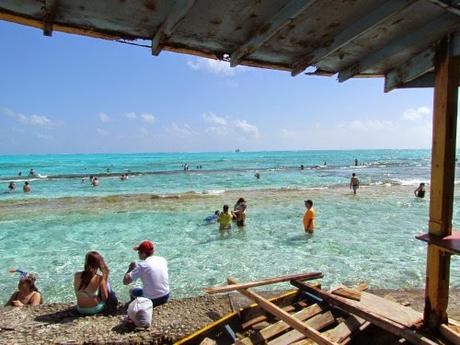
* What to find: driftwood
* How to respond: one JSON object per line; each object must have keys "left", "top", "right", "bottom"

{"left": 227, "top": 277, "right": 338, "bottom": 345}
{"left": 291, "top": 280, "right": 437, "bottom": 345}
{"left": 205, "top": 272, "right": 322, "bottom": 294}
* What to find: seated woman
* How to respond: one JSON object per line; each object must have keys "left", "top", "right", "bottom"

{"left": 6, "top": 270, "right": 42, "bottom": 307}
{"left": 74, "top": 251, "right": 109, "bottom": 315}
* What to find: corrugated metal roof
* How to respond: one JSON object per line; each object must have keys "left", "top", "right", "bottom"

{"left": 1, "top": 0, "right": 460, "bottom": 91}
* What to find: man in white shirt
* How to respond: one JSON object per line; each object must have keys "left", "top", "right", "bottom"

{"left": 123, "top": 240, "right": 170, "bottom": 307}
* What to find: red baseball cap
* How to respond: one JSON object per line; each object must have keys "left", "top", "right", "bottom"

{"left": 133, "top": 240, "right": 154, "bottom": 252}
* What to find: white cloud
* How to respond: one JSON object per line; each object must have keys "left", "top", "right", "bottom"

{"left": 166, "top": 123, "right": 197, "bottom": 137}
{"left": 2, "top": 107, "right": 55, "bottom": 128}
{"left": 187, "top": 58, "right": 248, "bottom": 76}
{"left": 402, "top": 106, "right": 431, "bottom": 121}
{"left": 202, "top": 112, "right": 260, "bottom": 140}
{"left": 125, "top": 112, "right": 137, "bottom": 119}
{"left": 141, "top": 113, "right": 155, "bottom": 124}
{"left": 99, "top": 112, "right": 110, "bottom": 123}
{"left": 234, "top": 119, "right": 260, "bottom": 139}
{"left": 96, "top": 128, "right": 109, "bottom": 136}
{"left": 202, "top": 112, "right": 227, "bottom": 126}
{"left": 343, "top": 120, "right": 393, "bottom": 131}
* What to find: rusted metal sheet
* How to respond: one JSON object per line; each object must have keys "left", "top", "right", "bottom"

{"left": 1, "top": 0, "right": 460, "bottom": 90}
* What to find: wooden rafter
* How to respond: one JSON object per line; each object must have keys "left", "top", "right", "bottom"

{"left": 291, "top": 0, "right": 416, "bottom": 76}
{"left": 151, "top": 0, "right": 196, "bottom": 56}
{"left": 338, "top": 12, "right": 459, "bottom": 83}
{"left": 230, "top": 0, "right": 317, "bottom": 67}
{"left": 42, "top": 0, "right": 59, "bottom": 36}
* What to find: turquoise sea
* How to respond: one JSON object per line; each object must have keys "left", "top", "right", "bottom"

{"left": 0, "top": 149, "right": 459, "bottom": 304}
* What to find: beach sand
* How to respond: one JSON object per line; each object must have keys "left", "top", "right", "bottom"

{"left": 1, "top": 289, "right": 459, "bottom": 344}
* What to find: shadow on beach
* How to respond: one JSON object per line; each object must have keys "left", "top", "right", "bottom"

{"left": 34, "top": 306, "right": 80, "bottom": 324}
{"left": 34, "top": 303, "right": 126, "bottom": 325}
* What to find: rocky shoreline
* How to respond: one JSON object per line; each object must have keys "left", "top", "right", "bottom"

{"left": 1, "top": 289, "right": 460, "bottom": 345}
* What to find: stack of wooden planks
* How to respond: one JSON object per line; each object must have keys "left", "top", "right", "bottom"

{"left": 187, "top": 272, "right": 450, "bottom": 345}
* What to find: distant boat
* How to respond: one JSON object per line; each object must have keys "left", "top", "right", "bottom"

{"left": 235, "top": 148, "right": 240, "bottom": 152}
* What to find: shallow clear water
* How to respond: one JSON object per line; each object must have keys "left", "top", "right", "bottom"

{"left": 0, "top": 150, "right": 459, "bottom": 303}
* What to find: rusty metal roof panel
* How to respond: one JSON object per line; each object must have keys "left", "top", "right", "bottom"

{"left": 1, "top": 0, "right": 460, "bottom": 90}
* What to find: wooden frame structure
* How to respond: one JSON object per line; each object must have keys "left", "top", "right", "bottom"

{"left": 1, "top": 0, "right": 460, "bottom": 331}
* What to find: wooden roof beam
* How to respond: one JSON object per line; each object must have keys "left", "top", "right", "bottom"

{"left": 428, "top": 0, "right": 460, "bottom": 17}
{"left": 385, "top": 32, "right": 460, "bottom": 91}
{"left": 42, "top": 0, "right": 58, "bottom": 36}
{"left": 384, "top": 46, "right": 435, "bottom": 92}
{"left": 291, "top": 0, "right": 416, "bottom": 77}
{"left": 151, "top": 0, "right": 196, "bottom": 56}
{"left": 230, "top": 0, "right": 317, "bottom": 68}
{"left": 338, "top": 12, "right": 460, "bottom": 83}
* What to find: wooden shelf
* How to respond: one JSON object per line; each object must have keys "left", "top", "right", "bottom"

{"left": 416, "top": 231, "right": 460, "bottom": 255}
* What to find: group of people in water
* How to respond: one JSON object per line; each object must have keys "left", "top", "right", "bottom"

{"left": 205, "top": 198, "right": 248, "bottom": 235}
{"left": 7, "top": 240, "right": 169, "bottom": 328}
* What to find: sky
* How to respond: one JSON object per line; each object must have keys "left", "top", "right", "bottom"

{"left": 0, "top": 20, "right": 440, "bottom": 155}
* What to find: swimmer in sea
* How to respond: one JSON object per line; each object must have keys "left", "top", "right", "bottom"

{"left": 8, "top": 181, "right": 16, "bottom": 192}
{"left": 92, "top": 177, "right": 99, "bottom": 187}
{"left": 414, "top": 183, "right": 426, "bottom": 198}
{"left": 23, "top": 181, "right": 31, "bottom": 193}
{"left": 205, "top": 210, "right": 220, "bottom": 224}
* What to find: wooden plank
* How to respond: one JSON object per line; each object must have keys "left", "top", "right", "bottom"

{"left": 440, "top": 324, "right": 460, "bottom": 345}
{"left": 228, "top": 278, "right": 337, "bottom": 345}
{"left": 151, "top": 0, "right": 196, "bottom": 56}
{"left": 425, "top": 35, "right": 460, "bottom": 329}
{"left": 385, "top": 47, "right": 435, "bottom": 92}
{"left": 331, "top": 286, "right": 361, "bottom": 301}
{"left": 242, "top": 305, "right": 298, "bottom": 330}
{"left": 238, "top": 304, "right": 324, "bottom": 345}
{"left": 344, "top": 292, "right": 421, "bottom": 328}
{"left": 199, "top": 337, "right": 216, "bottom": 345}
{"left": 291, "top": 0, "right": 416, "bottom": 76}
{"left": 322, "top": 315, "right": 366, "bottom": 343}
{"left": 205, "top": 272, "right": 323, "bottom": 294}
{"left": 416, "top": 231, "right": 460, "bottom": 255}
{"left": 267, "top": 311, "right": 335, "bottom": 345}
{"left": 291, "top": 281, "right": 438, "bottom": 345}
{"left": 338, "top": 13, "right": 459, "bottom": 82}
{"left": 230, "top": 0, "right": 317, "bottom": 67}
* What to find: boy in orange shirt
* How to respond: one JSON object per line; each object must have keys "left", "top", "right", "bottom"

{"left": 303, "top": 200, "right": 315, "bottom": 233}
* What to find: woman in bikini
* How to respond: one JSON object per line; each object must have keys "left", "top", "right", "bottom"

{"left": 74, "top": 251, "right": 109, "bottom": 315}
{"left": 6, "top": 271, "right": 42, "bottom": 307}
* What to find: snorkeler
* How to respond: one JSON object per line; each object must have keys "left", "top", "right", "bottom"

{"left": 204, "top": 210, "right": 220, "bottom": 224}
{"left": 6, "top": 269, "right": 42, "bottom": 307}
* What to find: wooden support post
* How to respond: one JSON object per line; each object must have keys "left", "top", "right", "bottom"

{"left": 425, "top": 35, "right": 460, "bottom": 329}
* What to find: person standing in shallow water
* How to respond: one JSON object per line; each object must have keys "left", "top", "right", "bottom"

{"left": 23, "top": 181, "right": 31, "bottom": 193}
{"left": 303, "top": 200, "right": 315, "bottom": 233}
{"left": 350, "top": 173, "right": 359, "bottom": 195}
{"left": 218, "top": 204, "right": 233, "bottom": 235}
{"left": 414, "top": 183, "right": 426, "bottom": 198}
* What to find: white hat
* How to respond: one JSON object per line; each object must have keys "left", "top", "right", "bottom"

{"left": 127, "top": 297, "right": 153, "bottom": 328}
